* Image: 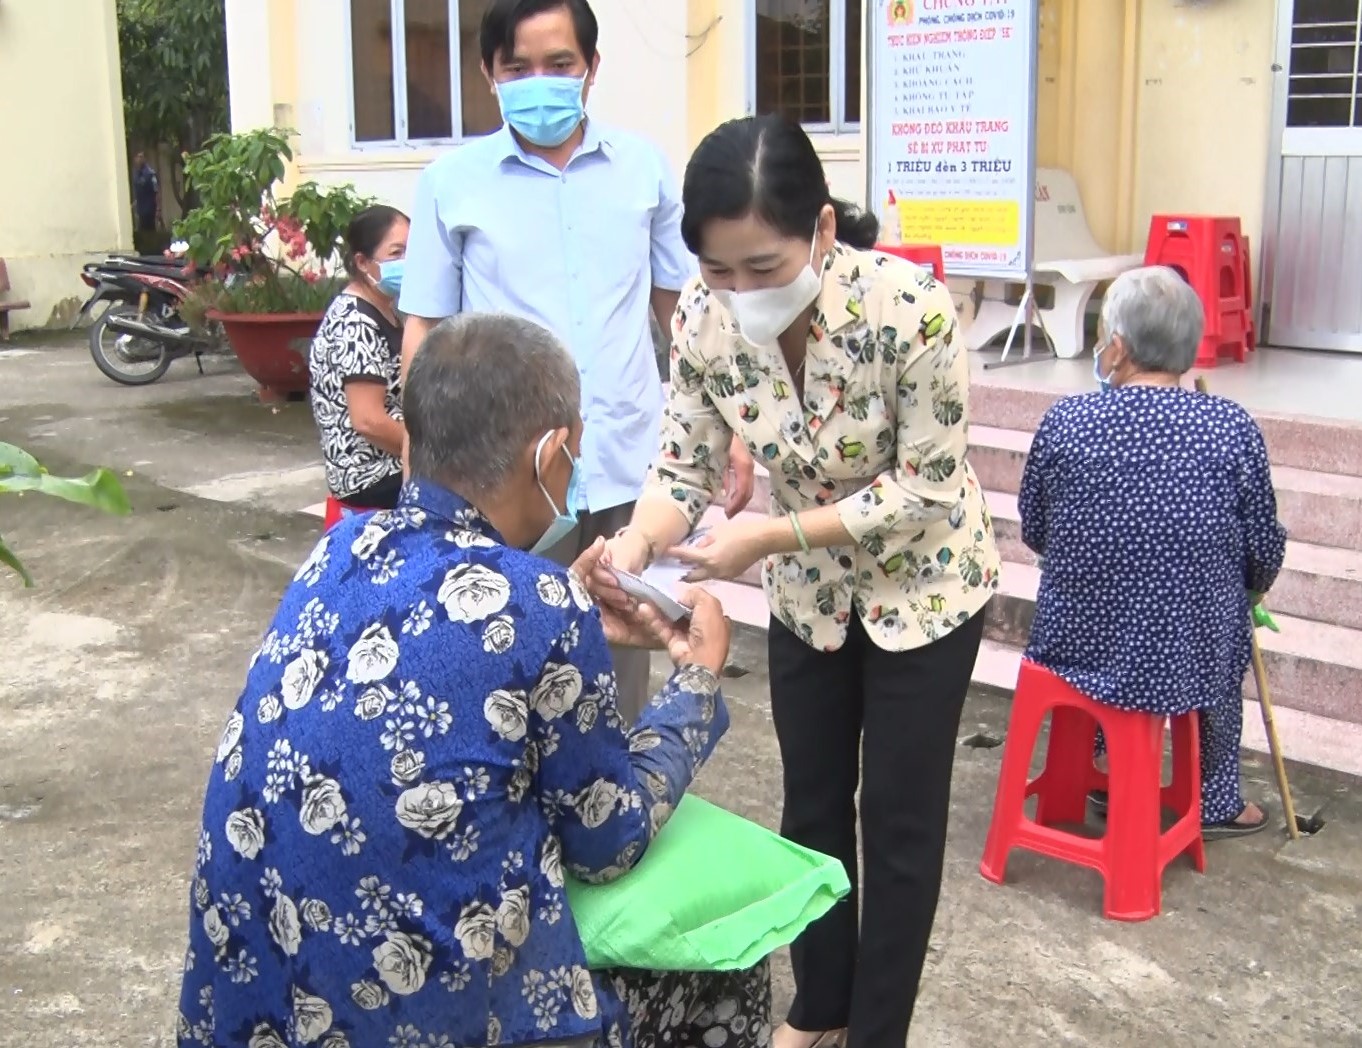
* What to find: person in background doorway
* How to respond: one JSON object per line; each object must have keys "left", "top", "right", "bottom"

{"left": 132, "top": 151, "right": 162, "bottom": 234}
{"left": 399, "top": 0, "right": 755, "bottom": 722}
{"left": 308, "top": 205, "right": 410, "bottom": 513}
{"left": 1020, "top": 265, "right": 1287, "bottom": 839}
{"left": 598, "top": 114, "right": 1000, "bottom": 1048}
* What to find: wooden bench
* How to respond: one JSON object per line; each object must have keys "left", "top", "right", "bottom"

{"left": 0, "top": 258, "right": 31, "bottom": 340}
{"left": 964, "top": 168, "right": 1143, "bottom": 359}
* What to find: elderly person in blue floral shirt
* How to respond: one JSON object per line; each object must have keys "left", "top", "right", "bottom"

{"left": 176, "top": 314, "right": 771, "bottom": 1048}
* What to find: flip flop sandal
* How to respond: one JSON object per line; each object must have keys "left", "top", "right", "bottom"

{"left": 1088, "top": 790, "right": 1109, "bottom": 815}
{"left": 1202, "top": 804, "right": 1271, "bottom": 841}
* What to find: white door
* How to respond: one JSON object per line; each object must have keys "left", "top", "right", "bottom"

{"left": 1263, "top": 0, "right": 1362, "bottom": 353}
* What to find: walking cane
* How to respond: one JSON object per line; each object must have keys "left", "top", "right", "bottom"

{"left": 1193, "top": 376, "right": 1300, "bottom": 840}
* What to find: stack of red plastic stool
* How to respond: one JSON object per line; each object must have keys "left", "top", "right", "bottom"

{"left": 877, "top": 242, "right": 946, "bottom": 282}
{"left": 1143, "top": 214, "right": 1252, "bottom": 367}
{"left": 979, "top": 660, "right": 1206, "bottom": 922}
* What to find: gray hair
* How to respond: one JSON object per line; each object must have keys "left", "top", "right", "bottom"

{"left": 1099, "top": 266, "right": 1204, "bottom": 375}
{"left": 404, "top": 313, "right": 580, "bottom": 493}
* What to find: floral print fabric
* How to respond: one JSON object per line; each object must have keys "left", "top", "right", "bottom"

{"left": 308, "top": 293, "right": 404, "bottom": 501}
{"left": 177, "top": 480, "right": 730, "bottom": 1048}
{"left": 649, "top": 243, "right": 1000, "bottom": 653}
{"left": 600, "top": 962, "right": 772, "bottom": 1048}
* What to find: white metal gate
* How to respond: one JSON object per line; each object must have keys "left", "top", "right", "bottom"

{"left": 1263, "top": 0, "right": 1362, "bottom": 353}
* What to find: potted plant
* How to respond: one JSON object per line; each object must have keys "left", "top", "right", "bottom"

{"left": 175, "top": 128, "right": 373, "bottom": 399}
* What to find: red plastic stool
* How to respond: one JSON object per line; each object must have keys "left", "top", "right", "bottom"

{"left": 877, "top": 242, "right": 946, "bottom": 282}
{"left": 980, "top": 660, "right": 1206, "bottom": 922}
{"left": 1143, "top": 215, "right": 1250, "bottom": 368}
{"left": 322, "top": 495, "right": 380, "bottom": 531}
{"left": 1242, "top": 235, "right": 1256, "bottom": 351}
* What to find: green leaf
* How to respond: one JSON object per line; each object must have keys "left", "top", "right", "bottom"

{"left": 0, "top": 441, "right": 42, "bottom": 477}
{"left": 0, "top": 444, "right": 130, "bottom": 586}
{"left": 0, "top": 467, "right": 131, "bottom": 515}
{"left": 0, "top": 533, "right": 34, "bottom": 588}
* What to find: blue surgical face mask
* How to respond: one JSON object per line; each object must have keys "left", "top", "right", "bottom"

{"left": 375, "top": 259, "right": 404, "bottom": 300}
{"left": 496, "top": 75, "right": 587, "bottom": 148}
{"left": 529, "top": 431, "right": 581, "bottom": 554}
{"left": 1092, "top": 340, "right": 1113, "bottom": 391}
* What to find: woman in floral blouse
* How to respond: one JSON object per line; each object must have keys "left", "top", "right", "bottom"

{"left": 178, "top": 314, "right": 770, "bottom": 1048}
{"left": 603, "top": 116, "right": 1000, "bottom": 1048}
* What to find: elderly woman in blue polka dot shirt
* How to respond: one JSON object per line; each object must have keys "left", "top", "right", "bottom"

{"left": 1019, "top": 266, "right": 1287, "bottom": 840}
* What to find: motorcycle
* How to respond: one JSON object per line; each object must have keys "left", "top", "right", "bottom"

{"left": 77, "top": 253, "right": 225, "bottom": 386}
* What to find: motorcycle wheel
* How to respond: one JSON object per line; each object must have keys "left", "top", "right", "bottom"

{"left": 88, "top": 303, "right": 172, "bottom": 386}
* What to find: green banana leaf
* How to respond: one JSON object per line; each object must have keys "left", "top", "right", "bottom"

{"left": 1, "top": 441, "right": 131, "bottom": 587}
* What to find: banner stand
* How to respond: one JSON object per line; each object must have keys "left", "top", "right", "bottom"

{"left": 983, "top": 2, "right": 1051, "bottom": 371}
{"left": 866, "top": 0, "right": 1052, "bottom": 371}
{"left": 986, "top": 277, "right": 1057, "bottom": 370}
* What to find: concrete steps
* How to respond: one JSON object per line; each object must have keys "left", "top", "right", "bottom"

{"left": 985, "top": 491, "right": 1362, "bottom": 632}
{"left": 702, "top": 387, "right": 1362, "bottom": 775}
{"left": 971, "top": 383, "right": 1362, "bottom": 478}
{"left": 968, "top": 424, "right": 1362, "bottom": 549}
{"left": 969, "top": 636, "right": 1362, "bottom": 777}
{"left": 963, "top": 385, "right": 1362, "bottom": 776}
{"left": 986, "top": 559, "right": 1362, "bottom": 727}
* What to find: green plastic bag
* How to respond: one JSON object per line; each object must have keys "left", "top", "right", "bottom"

{"left": 565, "top": 795, "right": 851, "bottom": 972}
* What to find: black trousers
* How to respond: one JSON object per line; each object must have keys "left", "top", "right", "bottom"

{"left": 340, "top": 470, "right": 404, "bottom": 510}
{"left": 769, "top": 609, "right": 986, "bottom": 1048}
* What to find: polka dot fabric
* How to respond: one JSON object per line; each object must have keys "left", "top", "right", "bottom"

{"left": 1019, "top": 386, "right": 1287, "bottom": 822}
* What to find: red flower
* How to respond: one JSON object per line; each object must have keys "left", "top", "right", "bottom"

{"left": 301, "top": 270, "right": 321, "bottom": 284}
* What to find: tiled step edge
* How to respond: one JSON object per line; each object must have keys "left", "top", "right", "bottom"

{"left": 971, "top": 638, "right": 1362, "bottom": 779}
{"left": 984, "top": 490, "right": 1362, "bottom": 632}
{"left": 989, "top": 561, "right": 1362, "bottom": 725}
{"left": 967, "top": 425, "right": 1362, "bottom": 550}
{"left": 971, "top": 381, "right": 1362, "bottom": 480}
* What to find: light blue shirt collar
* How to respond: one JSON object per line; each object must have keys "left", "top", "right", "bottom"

{"left": 491, "top": 120, "right": 614, "bottom": 170}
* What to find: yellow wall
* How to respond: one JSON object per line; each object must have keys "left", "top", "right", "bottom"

{"left": 686, "top": 0, "right": 733, "bottom": 153}
{"left": 0, "top": 0, "right": 131, "bottom": 329}
{"left": 268, "top": 0, "right": 303, "bottom": 193}
{"left": 1129, "top": 0, "right": 1276, "bottom": 265}
{"left": 242, "top": 0, "right": 1279, "bottom": 297}
{"left": 687, "top": 0, "right": 1277, "bottom": 291}
{"left": 1036, "top": 0, "right": 1276, "bottom": 269}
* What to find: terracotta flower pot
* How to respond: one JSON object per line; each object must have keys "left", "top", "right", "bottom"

{"left": 209, "top": 310, "right": 322, "bottom": 399}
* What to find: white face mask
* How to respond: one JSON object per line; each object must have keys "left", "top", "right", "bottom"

{"left": 711, "top": 229, "right": 823, "bottom": 348}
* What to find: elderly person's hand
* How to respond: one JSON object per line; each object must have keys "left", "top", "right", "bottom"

{"left": 665, "top": 587, "right": 732, "bottom": 676}
{"left": 571, "top": 540, "right": 732, "bottom": 673}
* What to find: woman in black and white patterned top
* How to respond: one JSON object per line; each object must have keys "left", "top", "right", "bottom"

{"left": 308, "top": 205, "right": 410, "bottom": 509}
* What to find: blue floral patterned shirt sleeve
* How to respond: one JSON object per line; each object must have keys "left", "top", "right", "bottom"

{"left": 532, "top": 607, "right": 726, "bottom": 884}
{"left": 176, "top": 479, "right": 730, "bottom": 1048}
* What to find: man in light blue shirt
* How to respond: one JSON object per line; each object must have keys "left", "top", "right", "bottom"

{"left": 400, "top": 0, "right": 752, "bottom": 719}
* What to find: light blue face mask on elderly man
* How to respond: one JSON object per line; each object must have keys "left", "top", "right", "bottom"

{"left": 530, "top": 430, "right": 582, "bottom": 555}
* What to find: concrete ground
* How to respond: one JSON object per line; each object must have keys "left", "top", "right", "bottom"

{"left": 1, "top": 338, "right": 1360, "bottom": 1048}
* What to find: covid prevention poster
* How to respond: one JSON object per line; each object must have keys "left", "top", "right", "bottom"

{"left": 866, "top": 0, "right": 1038, "bottom": 280}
